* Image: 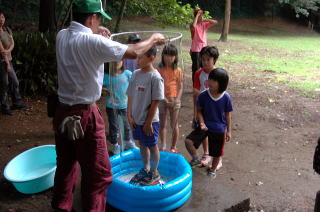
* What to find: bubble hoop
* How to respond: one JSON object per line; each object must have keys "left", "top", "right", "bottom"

{"left": 110, "top": 31, "right": 184, "bottom": 71}
{"left": 107, "top": 149, "right": 192, "bottom": 212}
{"left": 110, "top": 31, "right": 183, "bottom": 41}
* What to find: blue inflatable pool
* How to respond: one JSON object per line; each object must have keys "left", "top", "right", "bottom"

{"left": 107, "top": 149, "right": 192, "bottom": 212}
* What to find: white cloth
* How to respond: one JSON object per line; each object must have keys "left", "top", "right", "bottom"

{"left": 60, "top": 115, "right": 84, "bottom": 141}
{"left": 56, "top": 21, "right": 128, "bottom": 105}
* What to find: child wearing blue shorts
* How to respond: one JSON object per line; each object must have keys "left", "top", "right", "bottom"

{"left": 127, "top": 46, "right": 164, "bottom": 185}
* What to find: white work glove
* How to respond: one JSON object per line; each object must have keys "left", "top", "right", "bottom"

{"left": 60, "top": 115, "right": 84, "bottom": 141}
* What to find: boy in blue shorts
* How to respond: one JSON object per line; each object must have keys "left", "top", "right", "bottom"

{"left": 185, "top": 68, "right": 233, "bottom": 178}
{"left": 127, "top": 46, "right": 164, "bottom": 185}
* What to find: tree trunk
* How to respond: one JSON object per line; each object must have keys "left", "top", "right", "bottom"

{"left": 59, "top": 0, "right": 74, "bottom": 30}
{"left": 39, "top": 0, "right": 55, "bottom": 32}
{"left": 102, "top": 0, "right": 106, "bottom": 10}
{"left": 114, "top": 0, "right": 127, "bottom": 33}
{"left": 219, "top": 0, "right": 231, "bottom": 42}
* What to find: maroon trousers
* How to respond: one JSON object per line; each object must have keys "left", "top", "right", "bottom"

{"left": 52, "top": 105, "right": 112, "bottom": 212}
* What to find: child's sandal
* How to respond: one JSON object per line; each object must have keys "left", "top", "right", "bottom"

{"left": 207, "top": 168, "right": 217, "bottom": 178}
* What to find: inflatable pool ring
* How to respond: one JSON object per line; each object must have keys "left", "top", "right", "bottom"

{"left": 107, "top": 149, "right": 192, "bottom": 212}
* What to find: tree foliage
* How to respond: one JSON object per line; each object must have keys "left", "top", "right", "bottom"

{"left": 0, "top": 0, "right": 39, "bottom": 21}
{"left": 114, "top": 0, "right": 128, "bottom": 33}
{"left": 126, "top": 0, "right": 211, "bottom": 27}
{"left": 13, "top": 32, "right": 57, "bottom": 95}
{"left": 279, "top": 0, "right": 320, "bottom": 17}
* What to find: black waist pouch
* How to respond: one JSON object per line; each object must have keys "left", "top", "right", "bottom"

{"left": 47, "top": 93, "right": 59, "bottom": 118}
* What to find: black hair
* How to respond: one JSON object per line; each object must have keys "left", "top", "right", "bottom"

{"left": 145, "top": 45, "right": 157, "bottom": 57}
{"left": 128, "top": 33, "right": 141, "bottom": 43}
{"left": 159, "top": 44, "right": 178, "bottom": 69}
{"left": 0, "top": 11, "right": 9, "bottom": 32}
{"left": 208, "top": 68, "right": 229, "bottom": 93}
{"left": 72, "top": 12, "right": 101, "bottom": 25}
{"left": 200, "top": 46, "right": 219, "bottom": 64}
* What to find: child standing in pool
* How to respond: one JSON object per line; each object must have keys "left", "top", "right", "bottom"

{"left": 127, "top": 46, "right": 165, "bottom": 186}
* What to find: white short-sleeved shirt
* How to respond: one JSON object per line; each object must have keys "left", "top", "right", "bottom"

{"left": 56, "top": 21, "right": 128, "bottom": 105}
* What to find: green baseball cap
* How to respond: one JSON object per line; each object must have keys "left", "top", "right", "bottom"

{"left": 73, "top": 0, "right": 112, "bottom": 20}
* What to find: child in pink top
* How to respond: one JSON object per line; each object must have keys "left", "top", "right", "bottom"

{"left": 158, "top": 44, "right": 183, "bottom": 153}
{"left": 190, "top": 9, "right": 218, "bottom": 83}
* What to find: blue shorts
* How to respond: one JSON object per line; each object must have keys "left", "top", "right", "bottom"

{"left": 132, "top": 122, "right": 160, "bottom": 147}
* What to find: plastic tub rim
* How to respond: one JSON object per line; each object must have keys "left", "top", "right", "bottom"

{"left": 110, "top": 31, "right": 183, "bottom": 42}
{"left": 4, "top": 145, "right": 56, "bottom": 183}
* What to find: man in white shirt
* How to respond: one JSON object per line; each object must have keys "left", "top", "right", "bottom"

{"left": 52, "top": 0, "right": 165, "bottom": 211}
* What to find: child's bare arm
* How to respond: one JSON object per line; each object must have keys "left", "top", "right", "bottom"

{"left": 102, "top": 86, "right": 111, "bottom": 95}
{"left": 193, "top": 88, "right": 200, "bottom": 120}
{"left": 176, "top": 71, "right": 184, "bottom": 102}
{"left": 143, "top": 100, "right": 160, "bottom": 136}
{"left": 197, "top": 106, "right": 207, "bottom": 131}
{"left": 204, "top": 19, "right": 218, "bottom": 26}
{"left": 127, "top": 96, "right": 136, "bottom": 130}
{"left": 124, "top": 33, "right": 165, "bottom": 59}
{"left": 192, "top": 11, "right": 201, "bottom": 28}
{"left": 225, "top": 112, "right": 232, "bottom": 142}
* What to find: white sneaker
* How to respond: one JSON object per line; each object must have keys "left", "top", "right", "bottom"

{"left": 124, "top": 141, "right": 139, "bottom": 150}
{"left": 112, "top": 144, "right": 121, "bottom": 155}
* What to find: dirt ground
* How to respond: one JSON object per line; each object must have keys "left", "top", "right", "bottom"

{"left": 0, "top": 17, "right": 320, "bottom": 212}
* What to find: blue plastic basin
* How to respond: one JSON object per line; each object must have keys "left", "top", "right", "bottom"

{"left": 4, "top": 145, "right": 57, "bottom": 194}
